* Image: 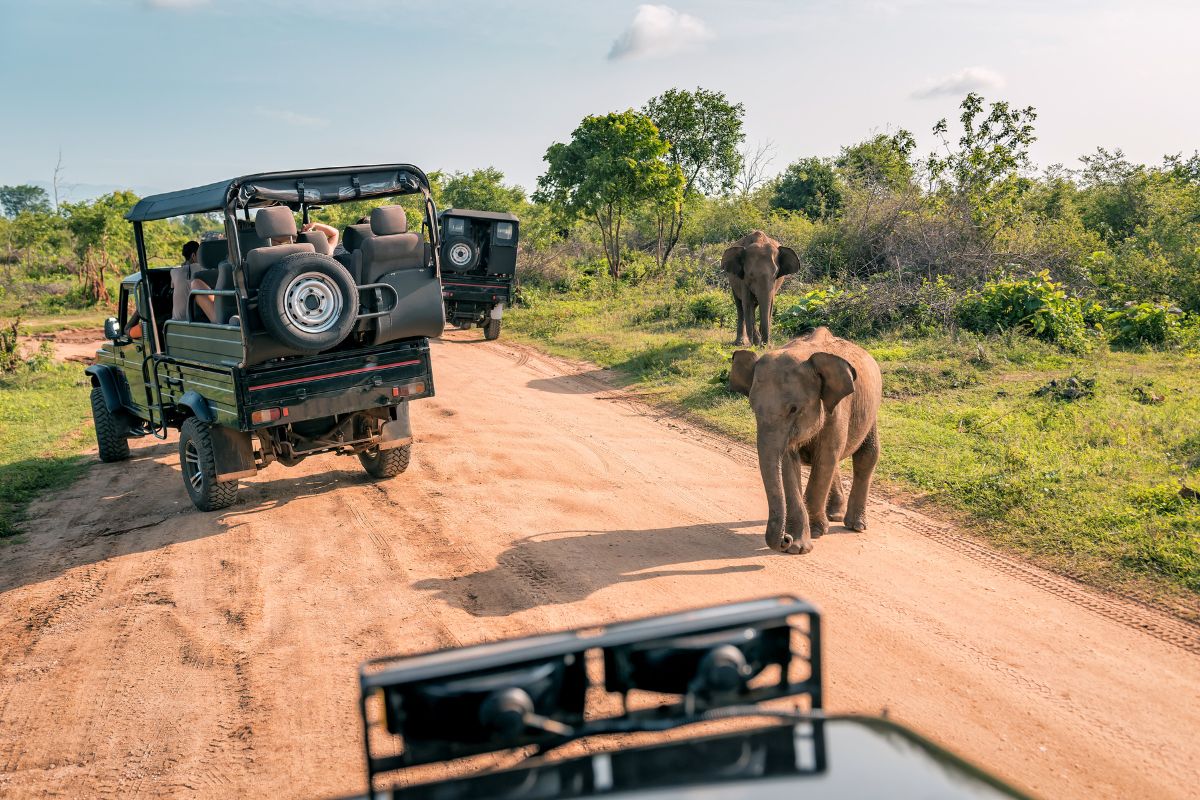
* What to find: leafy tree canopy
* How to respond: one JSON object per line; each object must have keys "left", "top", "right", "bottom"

{"left": 441, "top": 167, "right": 526, "bottom": 213}
{"left": 836, "top": 131, "right": 916, "bottom": 190}
{"left": 772, "top": 157, "right": 842, "bottom": 220}
{"left": 0, "top": 184, "right": 51, "bottom": 217}
{"left": 642, "top": 87, "right": 744, "bottom": 196}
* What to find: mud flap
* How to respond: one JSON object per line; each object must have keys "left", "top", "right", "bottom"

{"left": 209, "top": 424, "right": 258, "bottom": 481}
{"left": 378, "top": 403, "right": 413, "bottom": 451}
{"left": 490, "top": 303, "right": 505, "bottom": 320}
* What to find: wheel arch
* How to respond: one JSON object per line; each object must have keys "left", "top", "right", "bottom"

{"left": 176, "top": 390, "right": 216, "bottom": 423}
{"left": 85, "top": 364, "right": 126, "bottom": 413}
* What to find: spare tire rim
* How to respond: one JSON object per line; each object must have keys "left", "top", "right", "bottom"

{"left": 284, "top": 271, "right": 343, "bottom": 334}
{"left": 448, "top": 242, "right": 474, "bottom": 267}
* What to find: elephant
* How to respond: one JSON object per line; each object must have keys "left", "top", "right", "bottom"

{"left": 729, "top": 327, "right": 882, "bottom": 555}
{"left": 721, "top": 230, "right": 802, "bottom": 346}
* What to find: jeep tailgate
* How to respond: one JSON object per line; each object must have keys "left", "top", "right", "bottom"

{"left": 239, "top": 339, "right": 433, "bottom": 428}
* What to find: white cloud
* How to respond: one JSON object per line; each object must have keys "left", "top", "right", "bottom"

{"left": 144, "top": 0, "right": 210, "bottom": 9}
{"left": 911, "top": 66, "right": 1007, "bottom": 99}
{"left": 607, "top": 4, "right": 713, "bottom": 62}
{"left": 254, "top": 107, "right": 330, "bottom": 128}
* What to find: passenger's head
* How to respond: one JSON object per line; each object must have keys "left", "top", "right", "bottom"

{"left": 182, "top": 240, "right": 200, "bottom": 264}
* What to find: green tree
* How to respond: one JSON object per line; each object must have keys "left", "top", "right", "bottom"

{"left": 63, "top": 191, "right": 140, "bottom": 303}
{"left": 836, "top": 130, "right": 916, "bottom": 190}
{"left": 926, "top": 93, "right": 1038, "bottom": 232}
{"left": 536, "top": 110, "right": 683, "bottom": 279}
{"left": 772, "top": 157, "right": 842, "bottom": 219}
{"left": 0, "top": 185, "right": 51, "bottom": 217}
{"left": 441, "top": 167, "right": 526, "bottom": 213}
{"left": 642, "top": 87, "right": 745, "bottom": 267}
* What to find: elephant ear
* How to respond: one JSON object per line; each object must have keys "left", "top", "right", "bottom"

{"left": 729, "top": 349, "right": 759, "bottom": 396}
{"left": 808, "top": 352, "right": 857, "bottom": 412}
{"left": 721, "top": 245, "right": 746, "bottom": 279}
{"left": 776, "top": 246, "right": 802, "bottom": 277}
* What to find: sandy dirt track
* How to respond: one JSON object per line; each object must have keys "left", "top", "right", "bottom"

{"left": 1, "top": 331, "right": 1198, "bottom": 799}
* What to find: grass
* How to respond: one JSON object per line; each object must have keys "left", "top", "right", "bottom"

{"left": 507, "top": 285, "right": 1200, "bottom": 613}
{"left": 0, "top": 362, "right": 94, "bottom": 538}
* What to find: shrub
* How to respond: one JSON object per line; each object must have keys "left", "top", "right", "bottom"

{"left": 958, "top": 271, "right": 1089, "bottom": 350}
{"left": 1106, "top": 301, "right": 1185, "bottom": 347}
{"left": 686, "top": 291, "right": 734, "bottom": 327}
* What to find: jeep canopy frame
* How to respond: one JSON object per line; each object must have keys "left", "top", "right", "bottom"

{"left": 124, "top": 163, "right": 443, "bottom": 355}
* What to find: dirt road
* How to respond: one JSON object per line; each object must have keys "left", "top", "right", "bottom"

{"left": 1, "top": 331, "right": 1198, "bottom": 799}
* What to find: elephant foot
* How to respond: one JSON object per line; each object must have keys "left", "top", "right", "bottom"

{"left": 808, "top": 517, "right": 829, "bottom": 539}
{"left": 844, "top": 514, "right": 867, "bottom": 532}
{"left": 826, "top": 507, "right": 846, "bottom": 522}
{"left": 733, "top": 338, "right": 749, "bottom": 347}
{"left": 778, "top": 532, "right": 813, "bottom": 555}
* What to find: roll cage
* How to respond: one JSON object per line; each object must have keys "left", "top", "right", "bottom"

{"left": 123, "top": 163, "right": 442, "bottom": 357}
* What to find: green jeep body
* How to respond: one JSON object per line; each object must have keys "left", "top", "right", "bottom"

{"left": 87, "top": 164, "right": 443, "bottom": 511}
{"left": 437, "top": 208, "right": 518, "bottom": 340}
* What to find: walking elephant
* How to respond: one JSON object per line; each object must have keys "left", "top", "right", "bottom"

{"left": 729, "top": 327, "right": 882, "bottom": 555}
{"left": 722, "top": 230, "right": 802, "bottom": 346}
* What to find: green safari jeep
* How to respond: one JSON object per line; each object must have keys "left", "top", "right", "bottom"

{"left": 86, "top": 164, "right": 445, "bottom": 511}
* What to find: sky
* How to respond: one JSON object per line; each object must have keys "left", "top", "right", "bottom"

{"left": 1, "top": 0, "right": 1197, "bottom": 202}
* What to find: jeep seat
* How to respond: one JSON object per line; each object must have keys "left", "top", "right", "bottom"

{"left": 360, "top": 206, "right": 423, "bottom": 284}
{"left": 244, "top": 206, "right": 314, "bottom": 291}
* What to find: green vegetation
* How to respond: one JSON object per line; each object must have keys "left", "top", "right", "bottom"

{"left": 506, "top": 288, "right": 1200, "bottom": 610}
{"left": 0, "top": 362, "right": 93, "bottom": 538}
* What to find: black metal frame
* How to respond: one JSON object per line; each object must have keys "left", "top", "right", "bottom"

{"left": 358, "top": 596, "right": 821, "bottom": 799}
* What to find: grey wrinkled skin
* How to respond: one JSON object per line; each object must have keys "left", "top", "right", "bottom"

{"left": 721, "top": 230, "right": 802, "bottom": 347}
{"left": 729, "top": 327, "right": 882, "bottom": 554}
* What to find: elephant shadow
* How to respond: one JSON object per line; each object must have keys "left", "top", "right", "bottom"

{"left": 413, "top": 520, "right": 769, "bottom": 617}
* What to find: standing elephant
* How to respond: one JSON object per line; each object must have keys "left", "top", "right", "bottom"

{"left": 722, "top": 230, "right": 802, "bottom": 346}
{"left": 729, "top": 327, "right": 882, "bottom": 555}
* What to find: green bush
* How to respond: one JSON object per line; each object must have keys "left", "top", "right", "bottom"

{"left": 686, "top": 291, "right": 734, "bottom": 327}
{"left": 958, "top": 271, "right": 1089, "bottom": 351}
{"left": 1106, "top": 301, "right": 1185, "bottom": 346}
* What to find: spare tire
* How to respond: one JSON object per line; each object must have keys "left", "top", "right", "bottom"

{"left": 258, "top": 252, "right": 358, "bottom": 353}
{"left": 442, "top": 236, "right": 480, "bottom": 272}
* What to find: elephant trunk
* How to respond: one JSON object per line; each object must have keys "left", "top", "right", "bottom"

{"left": 757, "top": 427, "right": 792, "bottom": 552}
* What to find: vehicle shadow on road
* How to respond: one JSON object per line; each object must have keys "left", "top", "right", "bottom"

{"left": 0, "top": 449, "right": 373, "bottom": 594}
{"left": 413, "top": 520, "right": 770, "bottom": 617}
{"left": 526, "top": 370, "right": 616, "bottom": 395}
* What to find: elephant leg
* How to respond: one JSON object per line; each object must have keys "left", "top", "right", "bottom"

{"left": 845, "top": 424, "right": 879, "bottom": 532}
{"left": 732, "top": 290, "right": 749, "bottom": 346}
{"left": 826, "top": 464, "right": 846, "bottom": 521}
{"left": 804, "top": 446, "right": 839, "bottom": 539}
{"left": 781, "top": 448, "right": 812, "bottom": 554}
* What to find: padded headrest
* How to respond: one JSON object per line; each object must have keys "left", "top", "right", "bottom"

{"left": 343, "top": 223, "right": 375, "bottom": 251}
{"left": 254, "top": 206, "right": 297, "bottom": 240}
{"left": 371, "top": 206, "right": 408, "bottom": 235}
{"left": 198, "top": 239, "right": 228, "bottom": 269}
{"left": 298, "top": 230, "right": 332, "bottom": 256}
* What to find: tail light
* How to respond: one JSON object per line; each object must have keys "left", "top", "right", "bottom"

{"left": 251, "top": 407, "right": 284, "bottom": 425}
{"left": 392, "top": 381, "right": 426, "bottom": 398}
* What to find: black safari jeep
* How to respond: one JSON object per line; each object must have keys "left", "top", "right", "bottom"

{"left": 354, "top": 597, "right": 1030, "bottom": 800}
{"left": 86, "top": 164, "right": 445, "bottom": 511}
{"left": 437, "top": 208, "right": 518, "bottom": 340}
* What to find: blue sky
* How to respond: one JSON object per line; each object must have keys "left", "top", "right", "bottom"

{"left": 1, "top": 0, "right": 1197, "bottom": 201}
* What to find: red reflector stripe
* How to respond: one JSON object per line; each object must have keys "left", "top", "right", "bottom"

{"left": 249, "top": 359, "right": 421, "bottom": 392}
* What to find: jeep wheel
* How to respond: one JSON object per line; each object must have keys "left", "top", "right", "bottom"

{"left": 484, "top": 318, "right": 501, "bottom": 341}
{"left": 259, "top": 252, "right": 357, "bottom": 353}
{"left": 90, "top": 386, "right": 130, "bottom": 462}
{"left": 442, "top": 237, "right": 479, "bottom": 272}
{"left": 359, "top": 444, "right": 411, "bottom": 479}
{"left": 179, "top": 417, "right": 238, "bottom": 511}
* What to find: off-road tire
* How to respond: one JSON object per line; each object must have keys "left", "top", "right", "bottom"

{"left": 484, "top": 318, "right": 501, "bottom": 341}
{"left": 442, "top": 236, "right": 480, "bottom": 272}
{"left": 358, "top": 444, "right": 411, "bottom": 478}
{"left": 258, "top": 252, "right": 357, "bottom": 353}
{"left": 179, "top": 417, "right": 238, "bottom": 511}
{"left": 90, "top": 386, "right": 130, "bottom": 462}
